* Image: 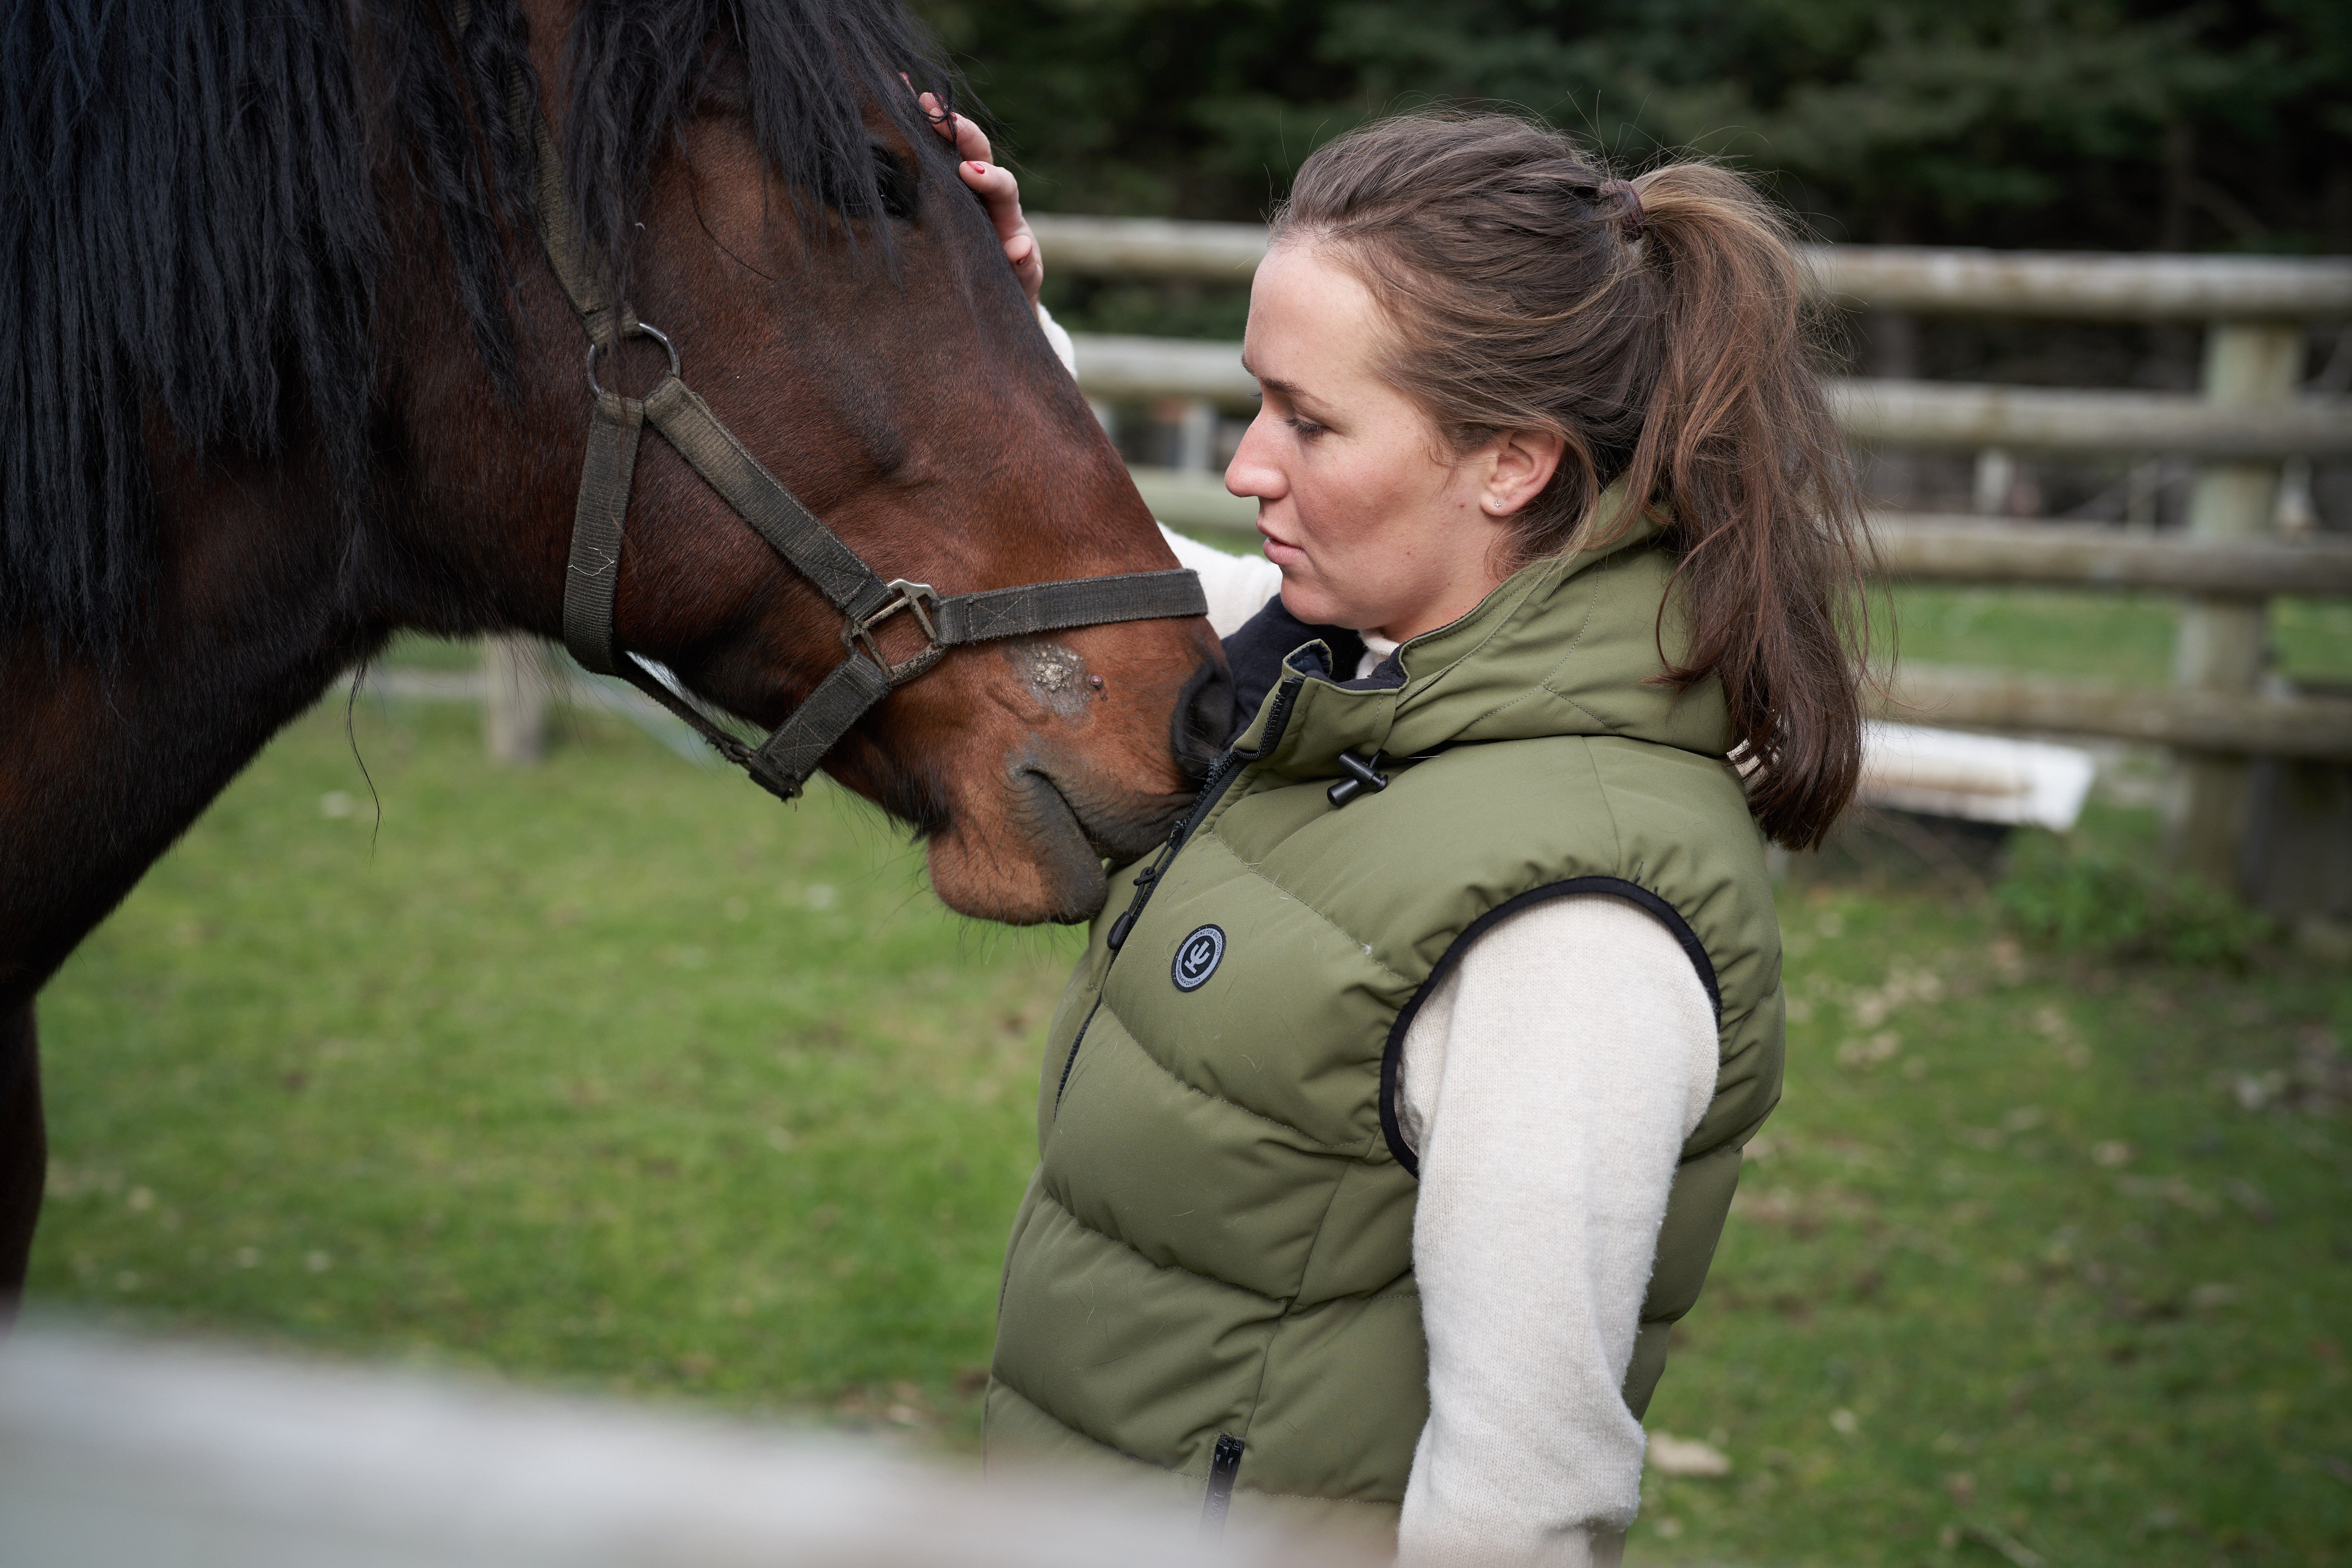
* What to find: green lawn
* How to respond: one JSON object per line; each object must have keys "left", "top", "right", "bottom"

{"left": 1637, "top": 835, "right": 2351, "bottom": 1568}
{"left": 29, "top": 699, "right": 1072, "bottom": 1433}
{"left": 1885, "top": 587, "right": 2352, "bottom": 689}
{"left": 24, "top": 678, "right": 2352, "bottom": 1567}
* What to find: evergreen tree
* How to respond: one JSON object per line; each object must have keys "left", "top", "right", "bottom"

{"left": 914, "top": 0, "right": 2352, "bottom": 254}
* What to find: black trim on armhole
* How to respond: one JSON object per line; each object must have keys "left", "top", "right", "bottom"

{"left": 1199, "top": 1431, "right": 1246, "bottom": 1537}
{"left": 1378, "top": 876, "right": 1723, "bottom": 1177}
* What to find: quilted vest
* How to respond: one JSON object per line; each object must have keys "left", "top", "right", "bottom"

{"left": 985, "top": 516, "right": 1786, "bottom": 1537}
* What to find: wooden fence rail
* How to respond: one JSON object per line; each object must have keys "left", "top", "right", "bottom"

{"left": 1028, "top": 215, "right": 2352, "bottom": 321}
{"left": 1065, "top": 333, "right": 2352, "bottom": 459}
{"left": 1879, "top": 670, "right": 2352, "bottom": 760}
{"left": 1826, "top": 381, "right": 2352, "bottom": 459}
{"left": 1134, "top": 478, "right": 2352, "bottom": 599}
{"left": 1869, "top": 517, "right": 2352, "bottom": 596}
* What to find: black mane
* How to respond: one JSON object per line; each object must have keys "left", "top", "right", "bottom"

{"left": 0, "top": 0, "right": 953, "bottom": 649}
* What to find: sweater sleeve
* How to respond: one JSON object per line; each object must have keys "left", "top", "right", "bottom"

{"left": 1395, "top": 894, "right": 1718, "bottom": 1568}
{"left": 1155, "top": 525, "right": 1283, "bottom": 640}
{"left": 1036, "top": 301, "right": 1078, "bottom": 378}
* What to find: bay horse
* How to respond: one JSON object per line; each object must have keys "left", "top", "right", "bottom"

{"left": 0, "top": 0, "right": 1230, "bottom": 1308}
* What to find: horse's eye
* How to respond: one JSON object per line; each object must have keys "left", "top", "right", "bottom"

{"left": 697, "top": 55, "right": 750, "bottom": 119}
{"left": 871, "top": 145, "right": 918, "bottom": 222}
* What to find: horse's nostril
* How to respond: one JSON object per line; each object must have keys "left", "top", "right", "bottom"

{"left": 1173, "top": 657, "right": 1234, "bottom": 784}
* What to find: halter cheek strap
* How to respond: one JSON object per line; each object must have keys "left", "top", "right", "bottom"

{"left": 519, "top": 104, "right": 1205, "bottom": 801}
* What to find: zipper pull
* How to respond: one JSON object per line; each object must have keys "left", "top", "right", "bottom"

{"left": 1106, "top": 830, "right": 1180, "bottom": 952}
{"left": 1106, "top": 866, "right": 1156, "bottom": 950}
{"left": 1101, "top": 709, "right": 1281, "bottom": 958}
{"left": 1200, "top": 1432, "right": 1246, "bottom": 1538}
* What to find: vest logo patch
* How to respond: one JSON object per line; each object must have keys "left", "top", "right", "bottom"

{"left": 1172, "top": 925, "right": 1226, "bottom": 992}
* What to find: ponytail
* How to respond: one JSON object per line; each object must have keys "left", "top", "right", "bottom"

{"left": 1274, "top": 113, "right": 1868, "bottom": 848}
{"left": 1616, "top": 163, "right": 1867, "bottom": 849}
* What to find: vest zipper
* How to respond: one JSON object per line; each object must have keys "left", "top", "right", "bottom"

{"left": 1055, "top": 671, "right": 1308, "bottom": 1111}
{"left": 1199, "top": 1431, "right": 1246, "bottom": 1537}
{"left": 1106, "top": 670, "right": 1306, "bottom": 953}
{"left": 1051, "top": 999, "right": 1100, "bottom": 1107}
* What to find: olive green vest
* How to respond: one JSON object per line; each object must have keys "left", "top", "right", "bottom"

{"left": 986, "top": 519, "right": 1785, "bottom": 1534}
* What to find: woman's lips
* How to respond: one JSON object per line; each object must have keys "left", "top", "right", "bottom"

{"left": 1257, "top": 528, "right": 1307, "bottom": 569}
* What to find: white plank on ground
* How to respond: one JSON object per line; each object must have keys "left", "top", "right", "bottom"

{"left": 1859, "top": 721, "right": 2099, "bottom": 830}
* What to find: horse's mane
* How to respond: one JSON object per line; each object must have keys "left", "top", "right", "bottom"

{"left": 0, "top": 0, "right": 952, "bottom": 649}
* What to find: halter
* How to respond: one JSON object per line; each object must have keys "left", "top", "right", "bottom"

{"left": 515, "top": 104, "right": 1206, "bottom": 801}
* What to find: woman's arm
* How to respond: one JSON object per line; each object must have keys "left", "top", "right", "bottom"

{"left": 1396, "top": 895, "right": 1718, "bottom": 1568}
{"left": 1158, "top": 527, "right": 1282, "bottom": 639}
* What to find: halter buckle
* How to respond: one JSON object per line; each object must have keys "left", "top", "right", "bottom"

{"left": 845, "top": 580, "right": 948, "bottom": 684}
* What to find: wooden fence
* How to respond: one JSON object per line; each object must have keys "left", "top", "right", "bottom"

{"left": 1026, "top": 217, "right": 2352, "bottom": 906}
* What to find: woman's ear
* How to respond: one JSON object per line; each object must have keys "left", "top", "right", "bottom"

{"left": 1480, "top": 427, "right": 1565, "bottom": 516}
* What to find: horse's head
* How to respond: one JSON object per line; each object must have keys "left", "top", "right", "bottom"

{"left": 386, "top": 1, "right": 1228, "bottom": 924}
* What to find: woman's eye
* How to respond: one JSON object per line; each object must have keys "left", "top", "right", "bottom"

{"left": 1285, "top": 416, "right": 1325, "bottom": 439}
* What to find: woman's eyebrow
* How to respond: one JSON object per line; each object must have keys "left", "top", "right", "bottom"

{"left": 1239, "top": 353, "right": 1317, "bottom": 405}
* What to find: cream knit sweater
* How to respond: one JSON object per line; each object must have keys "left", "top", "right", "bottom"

{"left": 1161, "top": 528, "right": 1717, "bottom": 1568}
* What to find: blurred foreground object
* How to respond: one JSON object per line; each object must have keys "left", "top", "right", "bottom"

{"left": 0, "top": 1324, "right": 1370, "bottom": 1568}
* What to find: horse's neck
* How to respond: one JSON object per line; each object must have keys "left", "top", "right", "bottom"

{"left": 0, "top": 484, "right": 382, "bottom": 1009}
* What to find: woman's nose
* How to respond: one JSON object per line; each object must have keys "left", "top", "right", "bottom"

{"left": 1224, "top": 411, "right": 1285, "bottom": 501}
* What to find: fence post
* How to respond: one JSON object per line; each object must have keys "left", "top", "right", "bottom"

{"left": 483, "top": 635, "right": 550, "bottom": 765}
{"left": 2166, "top": 322, "right": 2304, "bottom": 886}
{"left": 1972, "top": 447, "right": 2014, "bottom": 515}
{"left": 1172, "top": 397, "right": 1218, "bottom": 473}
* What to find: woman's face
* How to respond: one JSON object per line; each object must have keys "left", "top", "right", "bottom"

{"left": 1224, "top": 241, "right": 1558, "bottom": 642}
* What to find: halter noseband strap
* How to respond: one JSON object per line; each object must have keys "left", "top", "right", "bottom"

{"left": 522, "top": 105, "right": 1206, "bottom": 801}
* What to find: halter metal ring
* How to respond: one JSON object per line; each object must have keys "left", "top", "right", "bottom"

{"left": 844, "top": 579, "right": 948, "bottom": 684}
{"left": 586, "top": 321, "right": 678, "bottom": 397}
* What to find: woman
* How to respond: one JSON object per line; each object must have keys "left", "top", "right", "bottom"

{"left": 934, "top": 104, "right": 1864, "bottom": 1564}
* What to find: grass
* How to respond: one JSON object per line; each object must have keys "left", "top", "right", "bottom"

{"left": 1886, "top": 586, "right": 2352, "bottom": 689}
{"left": 1636, "top": 824, "right": 2352, "bottom": 1568}
{"left": 23, "top": 634, "right": 2352, "bottom": 1567}
{"left": 29, "top": 698, "right": 1074, "bottom": 1438}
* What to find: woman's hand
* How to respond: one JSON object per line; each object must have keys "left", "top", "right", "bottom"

{"left": 920, "top": 92, "right": 1043, "bottom": 306}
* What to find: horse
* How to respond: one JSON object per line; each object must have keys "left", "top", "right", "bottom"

{"left": 0, "top": 0, "right": 1232, "bottom": 1309}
